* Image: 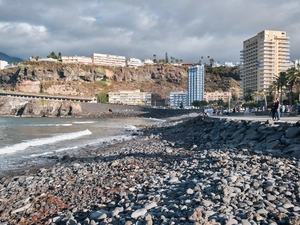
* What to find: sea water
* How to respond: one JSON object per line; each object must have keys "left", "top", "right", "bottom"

{"left": 0, "top": 116, "right": 164, "bottom": 174}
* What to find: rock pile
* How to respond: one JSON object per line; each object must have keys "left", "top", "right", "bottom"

{"left": 0, "top": 115, "right": 300, "bottom": 225}
{"left": 151, "top": 116, "right": 300, "bottom": 159}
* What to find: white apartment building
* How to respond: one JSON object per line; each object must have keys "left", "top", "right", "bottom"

{"left": 204, "top": 91, "right": 230, "bottom": 102}
{"left": 92, "top": 53, "right": 126, "bottom": 67}
{"left": 212, "top": 62, "right": 222, "bottom": 67}
{"left": 169, "top": 91, "right": 187, "bottom": 108}
{"left": 62, "top": 56, "right": 92, "bottom": 64}
{"left": 108, "top": 90, "right": 151, "bottom": 106}
{"left": 127, "top": 57, "right": 144, "bottom": 68}
{"left": 187, "top": 65, "right": 205, "bottom": 106}
{"left": 144, "top": 59, "right": 154, "bottom": 64}
{"left": 240, "top": 30, "right": 290, "bottom": 96}
{"left": 224, "top": 61, "right": 234, "bottom": 67}
{"left": 0, "top": 60, "right": 8, "bottom": 69}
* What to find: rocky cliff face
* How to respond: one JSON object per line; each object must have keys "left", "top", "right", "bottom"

{"left": 0, "top": 61, "right": 241, "bottom": 101}
{"left": 0, "top": 97, "right": 82, "bottom": 117}
{"left": 0, "top": 62, "right": 189, "bottom": 100}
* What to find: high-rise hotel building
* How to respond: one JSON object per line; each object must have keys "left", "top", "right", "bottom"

{"left": 188, "top": 65, "right": 205, "bottom": 106}
{"left": 240, "top": 30, "right": 290, "bottom": 95}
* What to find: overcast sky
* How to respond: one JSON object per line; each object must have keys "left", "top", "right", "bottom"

{"left": 1, "top": 0, "right": 300, "bottom": 64}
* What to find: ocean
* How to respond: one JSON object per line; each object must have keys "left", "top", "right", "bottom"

{"left": 0, "top": 116, "right": 164, "bottom": 174}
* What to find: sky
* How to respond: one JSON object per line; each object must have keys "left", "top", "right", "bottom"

{"left": 1, "top": 0, "right": 300, "bottom": 64}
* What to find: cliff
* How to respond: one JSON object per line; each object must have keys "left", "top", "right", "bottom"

{"left": 0, "top": 61, "right": 241, "bottom": 102}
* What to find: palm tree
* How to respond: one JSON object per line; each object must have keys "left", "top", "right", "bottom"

{"left": 276, "top": 72, "right": 287, "bottom": 101}
{"left": 209, "top": 58, "right": 214, "bottom": 67}
{"left": 153, "top": 54, "right": 157, "bottom": 63}
{"left": 267, "top": 82, "right": 278, "bottom": 101}
{"left": 252, "top": 90, "right": 268, "bottom": 111}
{"left": 286, "top": 68, "right": 300, "bottom": 105}
{"left": 244, "top": 88, "right": 253, "bottom": 102}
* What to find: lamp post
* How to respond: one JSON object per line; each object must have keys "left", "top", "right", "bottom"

{"left": 228, "top": 91, "right": 231, "bottom": 113}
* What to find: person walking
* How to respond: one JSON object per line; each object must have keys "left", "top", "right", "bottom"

{"left": 271, "top": 100, "right": 277, "bottom": 120}
{"left": 275, "top": 97, "right": 281, "bottom": 120}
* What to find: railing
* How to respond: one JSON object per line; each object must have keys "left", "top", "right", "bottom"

{"left": 0, "top": 91, "right": 96, "bottom": 103}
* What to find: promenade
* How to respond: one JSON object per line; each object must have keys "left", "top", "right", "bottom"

{"left": 213, "top": 113, "right": 300, "bottom": 124}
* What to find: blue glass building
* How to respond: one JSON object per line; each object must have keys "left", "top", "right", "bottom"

{"left": 188, "top": 65, "right": 205, "bottom": 106}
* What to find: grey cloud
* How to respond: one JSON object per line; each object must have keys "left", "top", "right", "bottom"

{"left": 0, "top": 0, "right": 300, "bottom": 64}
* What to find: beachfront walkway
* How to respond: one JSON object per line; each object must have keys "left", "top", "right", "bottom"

{"left": 213, "top": 113, "right": 300, "bottom": 123}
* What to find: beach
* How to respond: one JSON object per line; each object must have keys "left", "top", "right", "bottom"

{"left": 1, "top": 113, "right": 300, "bottom": 225}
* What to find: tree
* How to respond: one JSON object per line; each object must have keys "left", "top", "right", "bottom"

{"left": 170, "top": 56, "right": 175, "bottom": 64}
{"left": 209, "top": 58, "right": 215, "bottom": 67}
{"left": 217, "top": 98, "right": 224, "bottom": 106}
{"left": 244, "top": 88, "right": 253, "bottom": 102}
{"left": 252, "top": 90, "right": 267, "bottom": 110}
{"left": 97, "top": 92, "right": 108, "bottom": 103}
{"left": 192, "top": 100, "right": 208, "bottom": 107}
{"left": 153, "top": 54, "right": 157, "bottom": 63}
{"left": 286, "top": 68, "right": 300, "bottom": 105}
{"left": 165, "top": 52, "right": 169, "bottom": 63}
{"left": 47, "top": 51, "right": 58, "bottom": 59}
{"left": 276, "top": 71, "right": 287, "bottom": 101}
{"left": 58, "top": 52, "right": 62, "bottom": 61}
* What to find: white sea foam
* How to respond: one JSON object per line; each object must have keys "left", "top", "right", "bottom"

{"left": 27, "top": 146, "right": 79, "bottom": 158}
{"left": 73, "top": 121, "right": 96, "bottom": 124}
{"left": 149, "top": 117, "right": 166, "bottom": 123}
{"left": 31, "top": 123, "right": 73, "bottom": 127}
{"left": 0, "top": 129, "right": 92, "bottom": 155}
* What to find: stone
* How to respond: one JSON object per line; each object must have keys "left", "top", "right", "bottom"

{"left": 187, "top": 188, "right": 194, "bottom": 195}
{"left": 10, "top": 203, "right": 31, "bottom": 214}
{"left": 131, "top": 208, "right": 147, "bottom": 219}
{"left": 89, "top": 210, "right": 109, "bottom": 220}
{"left": 144, "top": 202, "right": 157, "bottom": 210}
{"left": 285, "top": 127, "right": 300, "bottom": 139}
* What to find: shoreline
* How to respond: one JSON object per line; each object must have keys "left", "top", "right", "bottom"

{"left": 1, "top": 113, "right": 300, "bottom": 224}
{"left": 0, "top": 112, "right": 199, "bottom": 178}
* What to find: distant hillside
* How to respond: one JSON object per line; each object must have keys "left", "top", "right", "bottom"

{"left": 0, "top": 52, "right": 24, "bottom": 64}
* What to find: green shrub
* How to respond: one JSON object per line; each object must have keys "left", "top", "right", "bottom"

{"left": 95, "top": 67, "right": 105, "bottom": 74}
{"left": 97, "top": 92, "right": 108, "bottom": 103}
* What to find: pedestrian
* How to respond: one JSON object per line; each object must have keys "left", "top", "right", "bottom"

{"left": 271, "top": 100, "right": 276, "bottom": 120}
{"left": 275, "top": 97, "right": 281, "bottom": 120}
{"left": 282, "top": 105, "right": 286, "bottom": 114}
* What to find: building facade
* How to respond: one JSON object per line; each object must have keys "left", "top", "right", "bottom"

{"left": 108, "top": 90, "right": 151, "bottom": 106}
{"left": 144, "top": 59, "right": 154, "bottom": 65}
{"left": 240, "top": 30, "right": 290, "bottom": 96}
{"left": 62, "top": 56, "right": 92, "bottom": 64}
{"left": 92, "top": 53, "right": 126, "bottom": 67}
{"left": 0, "top": 60, "right": 8, "bottom": 69}
{"left": 126, "top": 57, "right": 143, "bottom": 68}
{"left": 187, "top": 65, "right": 205, "bottom": 106}
{"left": 169, "top": 91, "right": 187, "bottom": 108}
{"left": 204, "top": 91, "right": 230, "bottom": 102}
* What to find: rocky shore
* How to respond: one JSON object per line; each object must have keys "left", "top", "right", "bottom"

{"left": 1, "top": 114, "right": 300, "bottom": 225}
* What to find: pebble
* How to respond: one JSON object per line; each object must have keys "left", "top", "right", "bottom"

{"left": 0, "top": 115, "right": 300, "bottom": 224}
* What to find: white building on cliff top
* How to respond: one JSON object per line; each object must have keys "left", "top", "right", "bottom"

{"left": 0, "top": 60, "right": 8, "bottom": 69}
